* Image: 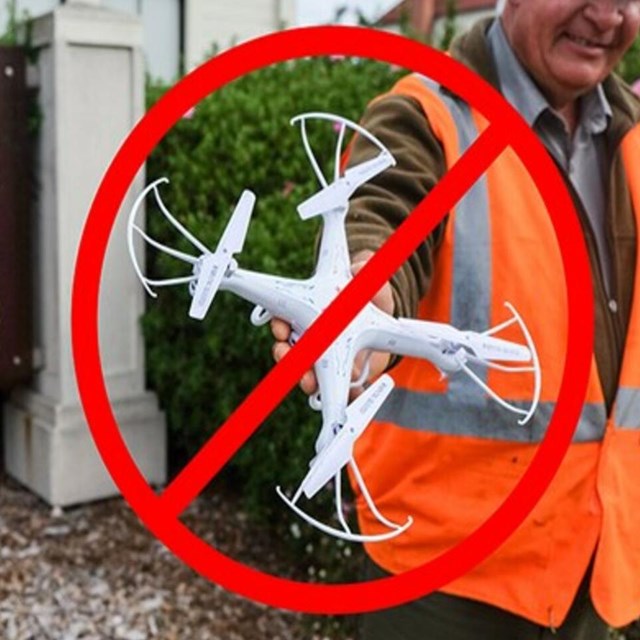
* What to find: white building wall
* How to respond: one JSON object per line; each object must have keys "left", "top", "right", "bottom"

{"left": 97, "top": 0, "right": 181, "bottom": 82}
{"left": 102, "top": 0, "right": 182, "bottom": 81}
{"left": 140, "top": 0, "right": 181, "bottom": 82}
{"left": 1, "top": 0, "right": 180, "bottom": 83}
{"left": 3, "top": 0, "right": 294, "bottom": 82}
{"left": 102, "top": 0, "right": 138, "bottom": 13}
{"left": 0, "top": 0, "right": 57, "bottom": 32}
{"left": 185, "top": 0, "right": 295, "bottom": 70}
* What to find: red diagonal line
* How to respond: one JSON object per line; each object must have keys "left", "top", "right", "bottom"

{"left": 158, "top": 123, "right": 509, "bottom": 518}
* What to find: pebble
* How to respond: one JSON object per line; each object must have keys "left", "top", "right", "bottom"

{"left": 0, "top": 474, "right": 352, "bottom": 640}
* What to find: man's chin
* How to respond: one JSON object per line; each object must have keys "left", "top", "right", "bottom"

{"left": 552, "top": 67, "right": 609, "bottom": 97}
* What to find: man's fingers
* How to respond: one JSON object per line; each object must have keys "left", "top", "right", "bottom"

{"left": 270, "top": 317, "right": 291, "bottom": 342}
{"left": 271, "top": 334, "right": 318, "bottom": 394}
{"left": 351, "top": 250, "right": 394, "bottom": 315}
{"left": 349, "top": 349, "right": 392, "bottom": 400}
{"left": 271, "top": 247, "right": 396, "bottom": 400}
{"left": 272, "top": 341, "right": 290, "bottom": 363}
{"left": 300, "top": 371, "right": 318, "bottom": 395}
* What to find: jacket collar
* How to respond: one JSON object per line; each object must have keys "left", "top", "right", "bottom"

{"left": 448, "top": 17, "right": 640, "bottom": 146}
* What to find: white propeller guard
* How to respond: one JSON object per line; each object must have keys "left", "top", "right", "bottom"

{"left": 127, "top": 177, "right": 208, "bottom": 298}
{"left": 292, "top": 112, "right": 395, "bottom": 220}
{"left": 472, "top": 301, "right": 542, "bottom": 426}
{"left": 391, "top": 302, "right": 541, "bottom": 425}
{"left": 299, "top": 374, "right": 394, "bottom": 500}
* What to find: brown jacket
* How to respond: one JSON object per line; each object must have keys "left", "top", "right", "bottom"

{"left": 346, "top": 18, "right": 640, "bottom": 413}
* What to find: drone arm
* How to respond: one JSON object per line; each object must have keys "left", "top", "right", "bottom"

{"left": 357, "top": 309, "right": 463, "bottom": 373}
{"left": 357, "top": 304, "right": 541, "bottom": 424}
{"left": 314, "top": 210, "right": 352, "bottom": 280}
{"left": 359, "top": 305, "right": 533, "bottom": 367}
{"left": 311, "top": 341, "right": 354, "bottom": 453}
{"left": 222, "top": 267, "right": 318, "bottom": 331}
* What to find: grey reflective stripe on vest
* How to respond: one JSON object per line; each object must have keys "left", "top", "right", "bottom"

{"left": 615, "top": 387, "right": 640, "bottom": 428}
{"left": 376, "top": 389, "right": 606, "bottom": 443}
{"left": 376, "top": 74, "right": 606, "bottom": 443}
{"left": 416, "top": 75, "right": 492, "bottom": 405}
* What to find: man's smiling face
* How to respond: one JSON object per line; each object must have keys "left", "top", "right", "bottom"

{"left": 503, "top": 0, "right": 640, "bottom": 107}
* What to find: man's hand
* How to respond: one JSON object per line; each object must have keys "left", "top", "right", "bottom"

{"left": 270, "top": 250, "right": 394, "bottom": 396}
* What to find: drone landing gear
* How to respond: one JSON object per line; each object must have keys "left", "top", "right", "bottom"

{"left": 276, "top": 460, "right": 413, "bottom": 543}
{"left": 276, "top": 374, "right": 413, "bottom": 543}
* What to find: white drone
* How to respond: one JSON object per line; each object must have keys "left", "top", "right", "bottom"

{"left": 127, "top": 112, "right": 541, "bottom": 544}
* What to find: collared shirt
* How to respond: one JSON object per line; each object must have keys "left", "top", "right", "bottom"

{"left": 487, "top": 19, "right": 614, "bottom": 294}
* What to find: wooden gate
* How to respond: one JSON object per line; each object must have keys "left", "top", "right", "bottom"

{"left": 0, "top": 46, "right": 33, "bottom": 392}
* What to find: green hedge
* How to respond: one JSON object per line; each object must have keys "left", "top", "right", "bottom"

{"left": 618, "top": 34, "right": 640, "bottom": 85}
{"left": 144, "top": 58, "right": 403, "bottom": 543}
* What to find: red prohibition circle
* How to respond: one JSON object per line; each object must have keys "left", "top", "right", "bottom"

{"left": 72, "top": 26, "right": 593, "bottom": 614}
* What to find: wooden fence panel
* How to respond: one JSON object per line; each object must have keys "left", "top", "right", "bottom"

{"left": 0, "top": 46, "right": 33, "bottom": 392}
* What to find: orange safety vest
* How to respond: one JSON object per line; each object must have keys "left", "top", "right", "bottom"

{"left": 351, "top": 73, "right": 640, "bottom": 628}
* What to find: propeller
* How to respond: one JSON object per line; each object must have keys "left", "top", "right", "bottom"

{"left": 297, "top": 374, "right": 394, "bottom": 500}
{"left": 276, "top": 374, "right": 412, "bottom": 543}
{"left": 292, "top": 112, "right": 396, "bottom": 220}
{"left": 297, "top": 153, "right": 394, "bottom": 220}
{"left": 188, "top": 190, "right": 255, "bottom": 320}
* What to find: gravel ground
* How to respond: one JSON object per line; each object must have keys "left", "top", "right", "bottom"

{"left": 0, "top": 473, "right": 353, "bottom": 640}
{"left": 4, "top": 471, "right": 639, "bottom": 640}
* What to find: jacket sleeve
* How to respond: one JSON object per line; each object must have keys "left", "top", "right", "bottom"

{"left": 345, "top": 93, "right": 448, "bottom": 319}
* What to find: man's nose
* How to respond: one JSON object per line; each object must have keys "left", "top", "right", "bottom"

{"left": 583, "top": 0, "right": 626, "bottom": 30}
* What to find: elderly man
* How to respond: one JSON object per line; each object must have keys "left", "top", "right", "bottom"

{"left": 273, "top": 1, "right": 640, "bottom": 638}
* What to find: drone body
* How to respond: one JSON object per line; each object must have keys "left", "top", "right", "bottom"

{"left": 128, "top": 112, "right": 541, "bottom": 543}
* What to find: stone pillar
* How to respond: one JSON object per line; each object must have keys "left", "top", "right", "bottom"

{"left": 3, "top": 2, "right": 166, "bottom": 506}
